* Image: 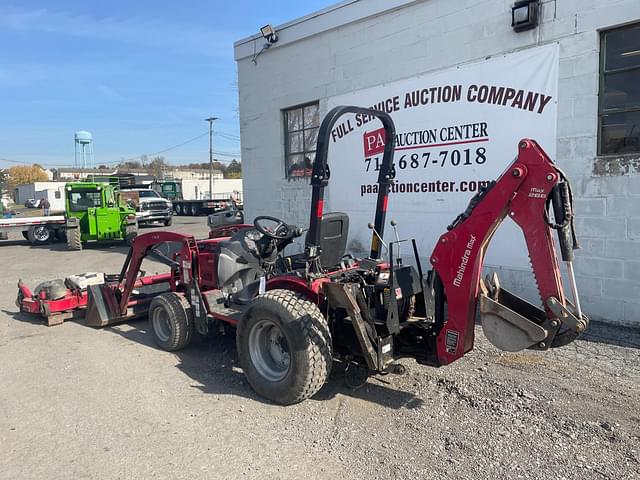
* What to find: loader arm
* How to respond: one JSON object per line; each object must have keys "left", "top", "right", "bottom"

{"left": 429, "top": 139, "right": 587, "bottom": 365}
{"left": 118, "top": 231, "right": 199, "bottom": 316}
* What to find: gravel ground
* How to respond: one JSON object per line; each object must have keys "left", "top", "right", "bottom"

{"left": 0, "top": 216, "right": 638, "bottom": 480}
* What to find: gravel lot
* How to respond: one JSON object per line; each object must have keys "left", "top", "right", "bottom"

{"left": 1, "top": 216, "right": 638, "bottom": 480}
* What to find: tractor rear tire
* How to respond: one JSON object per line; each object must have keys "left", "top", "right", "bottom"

{"left": 149, "top": 293, "right": 193, "bottom": 351}
{"left": 190, "top": 204, "right": 198, "bottom": 216}
{"left": 237, "top": 289, "right": 332, "bottom": 405}
{"left": 27, "top": 225, "right": 52, "bottom": 245}
{"left": 175, "top": 204, "right": 183, "bottom": 216}
{"left": 66, "top": 227, "right": 82, "bottom": 251}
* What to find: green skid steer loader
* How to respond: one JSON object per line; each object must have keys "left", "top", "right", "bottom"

{"left": 64, "top": 182, "right": 138, "bottom": 251}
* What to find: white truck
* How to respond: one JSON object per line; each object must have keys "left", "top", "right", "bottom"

{"left": 120, "top": 188, "right": 173, "bottom": 226}
{"left": 0, "top": 215, "right": 66, "bottom": 245}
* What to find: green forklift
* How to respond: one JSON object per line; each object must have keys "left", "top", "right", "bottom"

{"left": 64, "top": 181, "right": 138, "bottom": 251}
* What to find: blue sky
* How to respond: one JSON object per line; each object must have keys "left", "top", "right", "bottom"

{"left": 0, "top": 0, "right": 331, "bottom": 168}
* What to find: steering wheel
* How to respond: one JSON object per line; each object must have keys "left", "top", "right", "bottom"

{"left": 253, "top": 215, "right": 293, "bottom": 240}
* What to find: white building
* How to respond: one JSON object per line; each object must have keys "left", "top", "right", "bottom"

{"left": 235, "top": 0, "right": 640, "bottom": 325}
{"left": 56, "top": 168, "right": 116, "bottom": 180}
{"left": 168, "top": 169, "right": 224, "bottom": 181}
{"left": 15, "top": 182, "right": 67, "bottom": 212}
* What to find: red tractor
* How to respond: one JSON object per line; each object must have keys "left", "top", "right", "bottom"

{"left": 18, "top": 106, "right": 588, "bottom": 405}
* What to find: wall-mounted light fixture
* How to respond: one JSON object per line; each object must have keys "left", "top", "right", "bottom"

{"left": 260, "top": 24, "right": 278, "bottom": 44}
{"left": 511, "top": 0, "right": 539, "bottom": 32}
{"left": 253, "top": 24, "right": 279, "bottom": 64}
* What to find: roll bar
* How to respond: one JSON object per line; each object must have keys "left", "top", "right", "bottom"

{"left": 306, "top": 105, "right": 396, "bottom": 260}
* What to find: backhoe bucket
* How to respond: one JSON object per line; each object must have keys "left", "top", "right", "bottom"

{"left": 85, "top": 284, "right": 122, "bottom": 327}
{"left": 479, "top": 274, "right": 548, "bottom": 352}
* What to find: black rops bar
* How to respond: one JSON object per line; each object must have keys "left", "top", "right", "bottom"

{"left": 306, "top": 106, "right": 396, "bottom": 261}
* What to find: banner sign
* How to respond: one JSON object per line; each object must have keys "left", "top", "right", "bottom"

{"left": 325, "top": 43, "right": 559, "bottom": 268}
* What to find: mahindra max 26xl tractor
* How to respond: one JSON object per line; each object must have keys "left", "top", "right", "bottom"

{"left": 18, "top": 106, "right": 587, "bottom": 405}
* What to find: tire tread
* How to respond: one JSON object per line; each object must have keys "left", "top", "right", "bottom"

{"left": 149, "top": 292, "right": 193, "bottom": 351}
{"left": 66, "top": 227, "right": 82, "bottom": 251}
{"left": 239, "top": 289, "right": 332, "bottom": 404}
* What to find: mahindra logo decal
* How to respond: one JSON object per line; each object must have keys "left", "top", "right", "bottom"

{"left": 453, "top": 234, "right": 476, "bottom": 287}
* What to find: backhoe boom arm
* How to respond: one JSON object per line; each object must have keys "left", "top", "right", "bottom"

{"left": 429, "top": 139, "right": 587, "bottom": 365}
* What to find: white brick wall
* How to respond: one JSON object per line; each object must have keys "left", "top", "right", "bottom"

{"left": 235, "top": 0, "right": 640, "bottom": 325}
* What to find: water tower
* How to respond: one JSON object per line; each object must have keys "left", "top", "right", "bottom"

{"left": 74, "top": 130, "right": 94, "bottom": 168}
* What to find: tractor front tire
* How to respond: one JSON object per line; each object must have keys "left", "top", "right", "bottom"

{"left": 237, "top": 289, "right": 332, "bottom": 405}
{"left": 164, "top": 217, "right": 172, "bottom": 227}
{"left": 149, "top": 293, "right": 193, "bottom": 351}
{"left": 66, "top": 227, "right": 82, "bottom": 251}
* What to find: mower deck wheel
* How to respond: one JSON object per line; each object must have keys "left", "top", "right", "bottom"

{"left": 149, "top": 292, "right": 193, "bottom": 351}
{"left": 237, "top": 289, "right": 332, "bottom": 405}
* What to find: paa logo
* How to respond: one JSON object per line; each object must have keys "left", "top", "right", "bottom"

{"left": 363, "top": 128, "right": 386, "bottom": 157}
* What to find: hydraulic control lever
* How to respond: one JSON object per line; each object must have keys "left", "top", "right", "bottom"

{"left": 390, "top": 219, "right": 403, "bottom": 266}
{"left": 367, "top": 222, "right": 388, "bottom": 256}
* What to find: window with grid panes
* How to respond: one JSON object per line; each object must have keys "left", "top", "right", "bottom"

{"left": 283, "top": 102, "right": 319, "bottom": 178}
{"left": 599, "top": 23, "right": 640, "bottom": 155}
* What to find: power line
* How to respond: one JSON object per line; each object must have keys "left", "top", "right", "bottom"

{"left": 1, "top": 131, "right": 241, "bottom": 168}
{"left": 112, "top": 131, "right": 210, "bottom": 164}
{"left": 0, "top": 157, "right": 66, "bottom": 167}
{"left": 217, "top": 132, "right": 241, "bottom": 141}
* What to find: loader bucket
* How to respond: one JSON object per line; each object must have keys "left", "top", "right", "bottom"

{"left": 479, "top": 274, "right": 548, "bottom": 352}
{"left": 85, "top": 284, "right": 122, "bottom": 327}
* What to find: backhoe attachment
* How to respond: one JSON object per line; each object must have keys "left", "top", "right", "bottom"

{"left": 429, "top": 139, "right": 588, "bottom": 364}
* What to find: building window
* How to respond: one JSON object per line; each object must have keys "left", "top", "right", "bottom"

{"left": 599, "top": 23, "right": 640, "bottom": 155}
{"left": 283, "top": 102, "right": 319, "bottom": 178}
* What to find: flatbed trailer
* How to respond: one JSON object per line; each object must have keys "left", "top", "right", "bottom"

{"left": 172, "top": 196, "right": 234, "bottom": 216}
{"left": 0, "top": 215, "right": 66, "bottom": 245}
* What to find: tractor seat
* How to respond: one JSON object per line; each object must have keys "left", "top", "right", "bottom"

{"left": 289, "top": 212, "right": 349, "bottom": 270}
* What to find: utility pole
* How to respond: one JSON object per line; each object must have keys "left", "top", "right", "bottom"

{"left": 205, "top": 116, "right": 218, "bottom": 199}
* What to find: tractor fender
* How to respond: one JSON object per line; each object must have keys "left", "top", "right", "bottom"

{"left": 266, "top": 275, "right": 329, "bottom": 305}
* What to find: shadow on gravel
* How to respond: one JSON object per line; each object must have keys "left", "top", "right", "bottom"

{"left": 1, "top": 309, "right": 48, "bottom": 326}
{"left": 105, "top": 322, "right": 424, "bottom": 409}
{"left": 579, "top": 320, "right": 640, "bottom": 349}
